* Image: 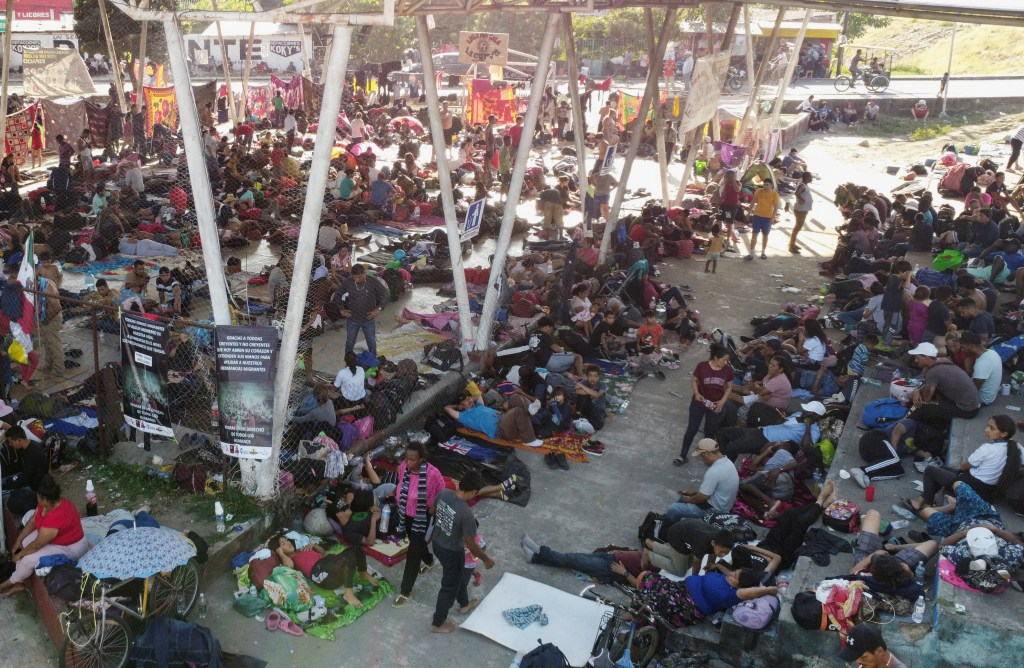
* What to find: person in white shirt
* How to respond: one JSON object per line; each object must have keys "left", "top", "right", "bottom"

{"left": 333, "top": 351, "right": 367, "bottom": 405}
{"left": 960, "top": 331, "right": 1002, "bottom": 405}
{"left": 284, "top": 110, "right": 297, "bottom": 134}
{"left": 349, "top": 112, "right": 367, "bottom": 142}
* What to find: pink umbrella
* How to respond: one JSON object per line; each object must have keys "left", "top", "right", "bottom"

{"left": 388, "top": 116, "right": 424, "bottom": 133}
{"left": 349, "top": 141, "right": 383, "bottom": 157}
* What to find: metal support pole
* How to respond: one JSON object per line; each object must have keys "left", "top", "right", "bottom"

{"left": 475, "top": 12, "right": 561, "bottom": 350}
{"left": 240, "top": 22, "right": 257, "bottom": 121}
{"left": 162, "top": 18, "right": 231, "bottom": 328}
{"left": 0, "top": 0, "right": 14, "bottom": 152}
{"left": 940, "top": 24, "right": 957, "bottom": 118}
{"left": 98, "top": 0, "right": 128, "bottom": 111}
{"left": 415, "top": 16, "right": 474, "bottom": 347}
{"left": 645, "top": 10, "right": 670, "bottom": 210}
{"left": 743, "top": 5, "right": 755, "bottom": 99}
{"left": 211, "top": 1, "right": 239, "bottom": 126}
{"left": 599, "top": 7, "right": 678, "bottom": 265}
{"left": 737, "top": 7, "right": 785, "bottom": 146}
{"left": 298, "top": 23, "right": 312, "bottom": 79}
{"left": 769, "top": 9, "right": 812, "bottom": 130}
{"left": 260, "top": 25, "right": 352, "bottom": 499}
{"left": 138, "top": 21, "right": 148, "bottom": 93}
{"left": 562, "top": 14, "right": 588, "bottom": 222}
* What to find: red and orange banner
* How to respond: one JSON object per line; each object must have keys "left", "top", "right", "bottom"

{"left": 4, "top": 104, "right": 38, "bottom": 166}
{"left": 467, "top": 78, "right": 516, "bottom": 125}
{"left": 143, "top": 86, "right": 178, "bottom": 137}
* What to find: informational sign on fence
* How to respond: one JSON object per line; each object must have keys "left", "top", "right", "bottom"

{"left": 121, "top": 314, "right": 174, "bottom": 438}
{"left": 678, "top": 51, "right": 732, "bottom": 134}
{"left": 22, "top": 48, "right": 97, "bottom": 98}
{"left": 462, "top": 198, "right": 485, "bottom": 242}
{"left": 458, "top": 31, "right": 509, "bottom": 66}
{"left": 602, "top": 144, "right": 616, "bottom": 173}
{"left": 215, "top": 326, "right": 279, "bottom": 460}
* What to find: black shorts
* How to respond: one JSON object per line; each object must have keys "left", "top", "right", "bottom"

{"left": 443, "top": 128, "right": 454, "bottom": 146}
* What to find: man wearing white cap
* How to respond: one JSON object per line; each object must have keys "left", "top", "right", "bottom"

{"left": 888, "top": 342, "right": 980, "bottom": 469}
{"left": 664, "top": 439, "right": 739, "bottom": 522}
{"left": 715, "top": 401, "right": 826, "bottom": 462}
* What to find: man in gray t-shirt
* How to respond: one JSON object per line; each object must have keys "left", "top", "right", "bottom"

{"left": 430, "top": 472, "right": 494, "bottom": 633}
{"left": 665, "top": 439, "right": 739, "bottom": 522}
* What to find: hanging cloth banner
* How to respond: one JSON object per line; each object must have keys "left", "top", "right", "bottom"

{"left": 193, "top": 81, "right": 218, "bottom": 117}
{"left": 467, "top": 79, "right": 516, "bottom": 125}
{"left": 215, "top": 326, "right": 279, "bottom": 460}
{"left": 301, "top": 76, "right": 323, "bottom": 119}
{"left": 143, "top": 86, "right": 178, "bottom": 137}
{"left": 84, "top": 101, "right": 112, "bottom": 150}
{"left": 4, "top": 104, "right": 38, "bottom": 166}
{"left": 42, "top": 99, "right": 87, "bottom": 151}
{"left": 616, "top": 90, "right": 667, "bottom": 129}
{"left": 22, "top": 48, "right": 98, "bottom": 98}
{"left": 678, "top": 52, "right": 732, "bottom": 134}
{"left": 121, "top": 313, "right": 174, "bottom": 438}
{"left": 246, "top": 85, "right": 271, "bottom": 122}
{"left": 270, "top": 74, "right": 303, "bottom": 111}
{"left": 135, "top": 61, "right": 166, "bottom": 88}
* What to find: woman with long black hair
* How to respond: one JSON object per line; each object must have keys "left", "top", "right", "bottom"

{"left": 392, "top": 442, "right": 444, "bottom": 608}
{"left": 674, "top": 343, "right": 734, "bottom": 466}
{"left": 905, "top": 414, "right": 1024, "bottom": 508}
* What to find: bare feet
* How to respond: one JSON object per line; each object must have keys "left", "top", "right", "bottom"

{"left": 343, "top": 589, "right": 364, "bottom": 608}
{"left": 818, "top": 479, "right": 837, "bottom": 508}
{"left": 459, "top": 598, "right": 480, "bottom": 614}
{"left": 765, "top": 500, "right": 783, "bottom": 520}
{"left": 430, "top": 621, "right": 457, "bottom": 633}
{"left": 0, "top": 583, "right": 26, "bottom": 597}
{"left": 361, "top": 572, "right": 379, "bottom": 588}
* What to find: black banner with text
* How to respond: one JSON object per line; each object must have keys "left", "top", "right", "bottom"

{"left": 215, "top": 326, "right": 279, "bottom": 460}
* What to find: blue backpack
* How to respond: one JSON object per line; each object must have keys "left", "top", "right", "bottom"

{"left": 861, "top": 398, "right": 908, "bottom": 428}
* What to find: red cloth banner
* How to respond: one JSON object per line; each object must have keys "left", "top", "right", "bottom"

{"left": 270, "top": 74, "right": 303, "bottom": 111}
{"left": 143, "top": 86, "right": 178, "bottom": 137}
{"left": 4, "top": 104, "right": 38, "bottom": 166}
{"left": 467, "top": 79, "right": 516, "bottom": 125}
{"left": 246, "top": 86, "right": 271, "bottom": 121}
{"left": 616, "top": 90, "right": 667, "bottom": 129}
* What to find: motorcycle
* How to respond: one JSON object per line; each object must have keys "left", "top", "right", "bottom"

{"left": 725, "top": 66, "right": 746, "bottom": 92}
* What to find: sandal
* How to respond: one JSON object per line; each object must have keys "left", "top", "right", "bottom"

{"left": 419, "top": 562, "right": 434, "bottom": 575}
{"left": 265, "top": 610, "right": 283, "bottom": 631}
{"left": 672, "top": 457, "right": 685, "bottom": 467}
{"left": 900, "top": 496, "right": 924, "bottom": 516}
{"left": 392, "top": 594, "right": 410, "bottom": 608}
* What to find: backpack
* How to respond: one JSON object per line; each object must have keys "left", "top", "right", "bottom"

{"left": 938, "top": 162, "right": 969, "bottom": 196}
{"left": 381, "top": 268, "right": 404, "bottom": 302}
{"left": 18, "top": 392, "right": 69, "bottom": 419}
{"left": 520, "top": 640, "right": 569, "bottom": 668}
{"left": 914, "top": 267, "right": 956, "bottom": 289}
{"left": 822, "top": 499, "right": 861, "bottom": 533}
{"left": 424, "top": 340, "right": 464, "bottom": 372}
{"left": 703, "top": 512, "right": 757, "bottom": 542}
{"left": 44, "top": 433, "right": 66, "bottom": 470}
{"left": 731, "top": 594, "right": 780, "bottom": 630}
{"left": 174, "top": 463, "right": 207, "bottom": 493}
{"left": 638, "top": 511, "right": 670, "bottom": 544}
{"left": 424, "top": 413, "right": 459, "bottom": 445}
{"left": 861, "top": 398, "right": 908, "bottom": 428}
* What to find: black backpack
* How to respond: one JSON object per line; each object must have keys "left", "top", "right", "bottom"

{"left": 423, "top": 340, "right": 464, "bottom": 372}
{"left": 520, "top": 640, "right": 569, "bottom": 668}
{"left": 638, "top": 511, "right": 670, "bottom": 544}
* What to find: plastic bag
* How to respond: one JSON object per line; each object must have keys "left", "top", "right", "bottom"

{"left": 233, "top": 594, "right": 268, "bottom": 618}
{"left": 7, "top": 340, "right": 27, "bottom": 365}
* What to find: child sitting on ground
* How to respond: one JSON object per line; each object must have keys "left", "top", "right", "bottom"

{"left": 531, "top": 385, "right": 574, "bottom": 438}
{"left": 906, "top": 286, "right": 930, "bottom": 345}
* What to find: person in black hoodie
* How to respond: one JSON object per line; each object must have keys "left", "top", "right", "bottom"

{"left": 2, "top": 424, "right": 48, "bottom": 516}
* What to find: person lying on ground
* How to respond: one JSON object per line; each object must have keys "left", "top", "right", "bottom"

{"left": 938, "top": 524, "right": 1024, "bottom": 587}
{"left": 715, "top": 401, "right": 825, "bottom": 462}
{"left": 269, "top": 534, "right": 377, "bottom": 609}
{"left": 844, "top": 509, "right": 935, "bottom": 602}
{"left": 521, "top": 533, "right": 680, "bottom": 581}
{"left": 739, "top": 441, "right": 801, "bottom": 519}
{"left": 622, "top": 567, "right": 777, "bottom": 629}
{"left": 444, "top": 393, "right": 544, "bottom": 447}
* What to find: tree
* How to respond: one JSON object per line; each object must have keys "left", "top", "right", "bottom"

{"left": 73, "top": 0, "right": 167, "bottom": 66}
{"left": 844, "top": 14, "right": 892, "bottom": 41}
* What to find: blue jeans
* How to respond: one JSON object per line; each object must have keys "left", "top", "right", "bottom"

{"left": 665, "top": 501, "right": 709, "bottom": 523}
{"left": 679, "top": 400, "right": 723, "bottom": 458}
{"left": 834, "top": 309, "right": 863, "bottom": 329}
{"left": 532, "top": 546, "right": 615, "bottom": 581}
{"left": 346, "top": 318, "right": 377, "bottom": 355}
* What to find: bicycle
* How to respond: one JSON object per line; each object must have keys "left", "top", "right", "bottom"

{"left": 834, "top": 70, "right": 890, "bottom": 94}
{"left": 581, "top": 582, "right": 669, "bottom": 668}
{"left": 60, "top": 559, "right": 200, "bottom": 668}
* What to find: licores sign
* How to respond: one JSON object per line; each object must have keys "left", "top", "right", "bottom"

{"left": 458, "top": 31, "right": 509, "bottom": 66}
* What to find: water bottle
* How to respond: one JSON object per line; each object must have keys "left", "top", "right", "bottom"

{"left": 811, "top": 470, "right": 823, "bottom": 495}
{"left": 912, "top": 595, "right": 925, "bottom": 624}
{"left": 618, "top": 400, "right": 629, "bottom": 415}
{"left": 215, "top": 501, "right": 226, "bottom": 533}
{"left": 379, "top": 505, "right": 391, "bottom": 534}
{"left": 413, "top": 204, "right": 421, "bottom": 219}
{"left": 743, "top": 366, "right": 754, "bottom": 385}
{"left": 84, "top": 273, "right": 96, "bottom": 293}
{"left": 198, "top": 592, "right": 207, "bottom": 618}
{"left": 85, "top": 479, "right": 98, "bottom": 517}
{"left": 915, "top": 561, "right": 926, "bottom": 585}
{"left": 891, "top": 519, "right": 910, "bottom": 530}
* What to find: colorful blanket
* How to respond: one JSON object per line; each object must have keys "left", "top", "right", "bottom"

{"left": 437, "top": 437, "right": 503, "bottom": 462}
{"left": 730, "top": 457, "right": 815, "bottom": 527}
{"left": 383, "top": 214, "right": 447, "bottom": 231}
{"left": 62, "top": 255, "right": 158, "bottom": 276}
{"left": 457, "top": 427, "right": 590, "bottom": 463}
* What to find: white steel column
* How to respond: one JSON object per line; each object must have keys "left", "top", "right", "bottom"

{"left": 138, "top": 16, "right": 148, "bottom": 93}
{"left": 210, "top": 1, "right": 239, "bottom": 126}
{"left": 259, "top": 25, "right": 353, "bottom": 499}
{"left": 645, "top": 9, "right": 670, "bottom": 210}
{"left": 562, "top": 14, "right": 589, "bottom": 227}
{"left": 769, "top": 9, "right": 812, "bottom": 130}
{"left": 416, "top": 16, "right": 474, "bottom": 347}
{"left": 98, "top": 0, "right": 128, "bottom": 111}
{"left": 475, "top": 12, "right": 561, "bottom": 351}
{"left": 599, "top": 7, "right": 678, "bottom": 265}
{"left": 0, "top": 0, "right": 14, "bottom": 152}
{"left": 239, "top": 23, "right": 257, "bottom": 121}
{"left": 736, "top": 7, "right": 785, "bottom": 145}
{"left": 162, "top": 18, "right": 232, "bottom": 327}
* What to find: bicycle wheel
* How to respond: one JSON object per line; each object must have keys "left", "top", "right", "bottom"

{"left": 867, "top": 75, "right": 889, "bottom": 93}
{"left": 60, "top": 617, "right": 132, "bottom": 668}
{"left": 834, "top": 76, "right": 852, "bottom": 93}
{"left": 727, "top": 77, "right": 743, "bottom": 91}
{"left": 150, "top": 559, "right": 200, "bottom": 619}
{"left": 632, "top": 626, "right": 662, "bottom": 668}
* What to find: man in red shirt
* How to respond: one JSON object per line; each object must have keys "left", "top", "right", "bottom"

{"left": 232, "top": 122, "right": 254, "bottom": 148}
{"left": 508, "top": 116, "right": 525, "bottom": 150}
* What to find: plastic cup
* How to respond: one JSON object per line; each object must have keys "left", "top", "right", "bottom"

{"left": 865, "top": 485, "right": 876, "bottom": 502}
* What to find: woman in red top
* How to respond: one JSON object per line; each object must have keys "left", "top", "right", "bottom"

{"left": 0, "top": 475, "right": 89, "bottom": 596}
{"left": 675, "top": 343, "right": 734, "bottom": 466}
{"left": 719, "top": 170, "right": 742, "bottom": 250}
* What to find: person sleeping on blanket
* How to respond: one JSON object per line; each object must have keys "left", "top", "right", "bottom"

{"left": 269, "top": 534, "right": 378, "bottom": 610}
{"left": 443, "top": 393, "right": 544, "bottom": 447}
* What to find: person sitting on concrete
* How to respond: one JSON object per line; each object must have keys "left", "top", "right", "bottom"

{"left": 848, "top": 509, "right": 937, "bottom": 600}
{"left": 739, "top": 441, "right": 800, "bottom": 519}
{"left": 531, "top": 316, "right": 584, "bottom": 377}
{"left": 664, "top": 439, "right": 739, "bottom": 522}
{"left": 520, "top": 533, "right": 684, "bottom": 582}
{"left": 715, "top": 401, "right": 826, "bottom": 462}
{"left": 444, "top": 393, "right": 544, "bottom": 447}
{"left": 1, "top": 424, "right": 49, "bottom": 516}
{"left": 904, "top": 415, "right": 1023, "bottom": 509}
{"left": 909, "top": 480, "right": 1003, "bottom": 540}
{"left": 958, "top": 331, "right": 1003, "bottom": 406}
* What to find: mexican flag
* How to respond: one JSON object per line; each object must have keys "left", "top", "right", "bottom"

{"left": 9, "top": 232, "right": 35, "bottom": 360}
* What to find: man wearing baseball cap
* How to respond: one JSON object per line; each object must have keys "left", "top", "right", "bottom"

{"left": 839, "top": 624, "right": 905, "bottom": 667}
{"left": 664, "top": 439, "right": 739, "bottom": 522}
{"left": 887, "top": 342, "right": 980, "bottom": 469}
{"left": 715, "top": 401, "right": 826, "bottom": 462}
